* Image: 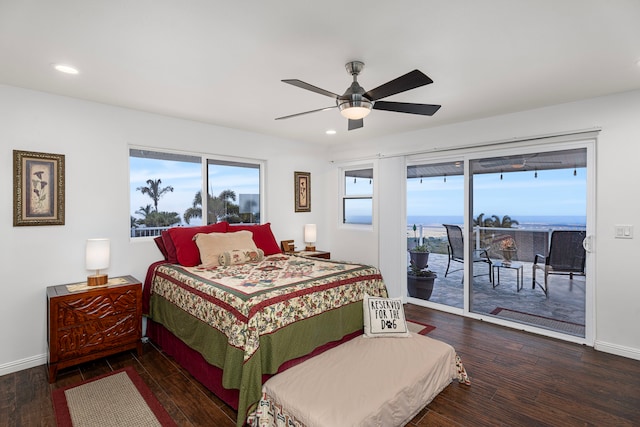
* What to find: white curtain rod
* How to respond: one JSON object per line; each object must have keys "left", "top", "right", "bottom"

{"left": 330, "top": 127, "right": 601, "bottom": 164}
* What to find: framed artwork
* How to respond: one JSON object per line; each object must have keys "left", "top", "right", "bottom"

{"left": 294, "top": 171, "right": 311, "bottom": 212}
{"left": 13, "top": 150, "right": 65, "bottom": 226}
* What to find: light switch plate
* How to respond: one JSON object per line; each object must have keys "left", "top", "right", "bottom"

{"left": 614, "top": 225, "right": 633, "bottom": 239}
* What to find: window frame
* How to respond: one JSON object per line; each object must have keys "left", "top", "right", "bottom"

{"left": 339, "top": 163, "right": 375, "bottom": 228}
{"left": 129, "top": 146, "right": 265, "bottom": 239}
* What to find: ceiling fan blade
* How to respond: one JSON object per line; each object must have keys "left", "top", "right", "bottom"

{"left": 275, "top": 106, "right": 336, "bottom": 120}
{"left": 526, "top": 161, "right": 563, "bottom": 164}
{"left": 348, "top": 118, "right": 363, "bottom": 131}
{"left": 282, "top": 79, "right": 339, "bottom": 99}
{"left": 373, "top": 101, "right": 441, "bottom": 116}
{"left": 364, "top": 70, "right": 433, "bottom": 101}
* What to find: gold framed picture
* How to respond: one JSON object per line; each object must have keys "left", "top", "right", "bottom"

{"left": 13, "top": 150, "right": 65, "bottom": 226}
{"left": 294, "top": 171, "right": 311, "bottom": 212}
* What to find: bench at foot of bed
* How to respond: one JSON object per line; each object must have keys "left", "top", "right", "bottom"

{"left": 249, "top": 332, "right": 470, "bottom": 427}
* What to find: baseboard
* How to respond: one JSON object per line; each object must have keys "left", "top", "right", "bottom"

{"left": 0, "top": 353, "right": 47, "bottom": 377}
{"left": 594, "top": 340, "right": 640, "bottom": 361}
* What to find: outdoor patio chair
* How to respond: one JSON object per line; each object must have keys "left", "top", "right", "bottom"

{"left": 532, "top": 230, "right": 586, "bottom": 297}
{"left": 443, "top": 224, "right": 492, "bottom": 283}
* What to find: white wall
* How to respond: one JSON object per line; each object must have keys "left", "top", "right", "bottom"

{"left": 3, "top": 83, "right": 639, "bottom": 374}
{"left": 0, "top": 84, "right": 331, "bottom": 374}
{"left": 327, "top": 89, "right": 640, "bottom": 361}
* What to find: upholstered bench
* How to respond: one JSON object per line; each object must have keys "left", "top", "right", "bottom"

{"left": 252, "top": 332, "right": 468, "bottom": 427}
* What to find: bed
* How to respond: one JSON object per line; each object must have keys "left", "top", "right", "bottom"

{"left": 143, "top": 222, "right": 388, "bottom": 427}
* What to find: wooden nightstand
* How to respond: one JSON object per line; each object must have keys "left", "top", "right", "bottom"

{"left": 297, "top": 250, "right": 331, "bottom": 259}
{"left": 46, "top": 275, "right": 143, "bottom": 383}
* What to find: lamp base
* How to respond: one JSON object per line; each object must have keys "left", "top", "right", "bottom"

{"left": 305, "top": 245, "right": 316, "bottom": 251}
{"left": 87, "top": 274, "right": 108, "bottom": 286}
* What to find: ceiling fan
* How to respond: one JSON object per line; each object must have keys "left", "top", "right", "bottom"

{"left": 479, "top": 154, "right": 563, "bottom": 170}
{"left": 275, "top": 61, "right": 441, "bottom": 131}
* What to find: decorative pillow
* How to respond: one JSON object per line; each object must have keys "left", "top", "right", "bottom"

{"left": 218, "top": 248, "right": 265, "bottom": 266}
{"left": 153, "top": 236, "right": 169, "bottom": 261}
{"left": 167, "top": 222, "right": 229, "bottom": 266}
{"left": 194, "top": 230, "right": 257, "bottom": 267}
{"left": 227, "top": 223, "right": 282, "bottom": 256}
{"left": 363, "top": 294, "right": 410, "bottom": 338}
{"left": 161, "top": 230, "right": 178, "bottom": 264}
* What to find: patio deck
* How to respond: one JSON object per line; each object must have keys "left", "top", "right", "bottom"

{"left": 410, "top": 252, "right": 586, "bottom": 336}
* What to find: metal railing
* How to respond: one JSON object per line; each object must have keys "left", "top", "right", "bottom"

{"left": 130, "top": 226, "right": 170, "bottom": 238}
{"left": 407, "top": 224, "right": 586, "bottom": 262}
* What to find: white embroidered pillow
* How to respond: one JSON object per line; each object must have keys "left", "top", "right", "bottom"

{"left": 218, "top": 248, "right": 265, "bottom": 266}
{"left": 194, "top": 230, "right": 257, "bottom": 266}
{"left": 363, "top": 294, "right": 410, "bottom": 338}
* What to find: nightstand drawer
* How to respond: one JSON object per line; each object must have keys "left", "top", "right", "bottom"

{"left": 56, "top": 289, "right": 138, "bottom": 326}
{"left": 56, "top": 311, "right": 140, "bottom": 360}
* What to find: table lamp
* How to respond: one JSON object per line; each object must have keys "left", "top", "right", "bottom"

{"left": 86, "top": 238, "right": 110, "bottom": 286}
{"left": 304, "top": 224, "right": 317, "bottom": 251}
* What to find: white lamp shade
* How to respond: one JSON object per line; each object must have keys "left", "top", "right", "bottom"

{"left": 339, "top": 106, "right": 372, "bottom": 120}
{"left": 86, "top": 238, "right": 110, "bottom": 270}
{"left": 304, "top": 224, "right": 317, "bottom": 244}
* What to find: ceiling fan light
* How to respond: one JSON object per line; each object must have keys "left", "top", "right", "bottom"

{"left": 339, "top": 100, "right": 373, "bottom": 120}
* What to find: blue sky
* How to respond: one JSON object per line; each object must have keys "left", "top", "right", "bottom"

{"left": 131, "top": 155, "right": 586, "bottom": 225}
{"left": 407, "top": 168, "right": 586, "bottom": 218}
{"left": 130, "top": 157, "right": 259, "bottom": 225}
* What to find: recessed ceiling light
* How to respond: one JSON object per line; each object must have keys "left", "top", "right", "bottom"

{"left": 325, "top": 129, "right": 337, "bottom": 135}
{"left": 53, "top": 64, "right": 79, "bottom": 75}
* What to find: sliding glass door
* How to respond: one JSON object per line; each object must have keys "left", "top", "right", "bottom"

{"left": 406, "top": 160, "right": 464, "bottom": 309}
{"left": 406, "top": 137, "right": 594, "bottom": 341}
{"left": 469, "top": 148, "right": 587, "bottom": 337}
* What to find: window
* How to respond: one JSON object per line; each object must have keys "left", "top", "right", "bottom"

{"left": 342, "top": 168, "right": 373, "bottom": 224}
{"left": 207, "top": 160, "right": 261, "bottom": 225}
{"left": 130, "top": 148, "right": 262, "bottom": 238}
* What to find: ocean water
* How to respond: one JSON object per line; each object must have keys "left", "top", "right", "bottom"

{"left": 346, "top": 215, "right": 587, "bottom": 229}
{"left": 409, "top": 215, "right": 586, "bottom": 229}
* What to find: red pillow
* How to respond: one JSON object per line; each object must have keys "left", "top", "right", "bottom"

{"left": 154, "top": 236, "right": 169, "bottom": 261}
{"left": 228, "top": 223, "right": 282, "bottom": 256}
{"left": 161, "top": 230, "right": 178, "bottom": 264}
{"left": 167, "top": 222, "right": 229, "bottom": 266}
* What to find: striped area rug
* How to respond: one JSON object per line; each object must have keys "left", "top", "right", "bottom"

{"left": 52, "top": 366, "right": 176, "bottom": 427}
{"left": 491, "top": 307, "right": 585, "bottom": 336}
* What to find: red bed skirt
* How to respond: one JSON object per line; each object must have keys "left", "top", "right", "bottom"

{"left": 146, "top": 320, "right": 362, "bottom": 412}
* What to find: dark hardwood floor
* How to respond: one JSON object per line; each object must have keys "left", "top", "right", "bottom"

{"left": 2, "top": 305, "right": 640, "bottom": 426}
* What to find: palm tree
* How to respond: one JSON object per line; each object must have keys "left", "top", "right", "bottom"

{"left": 218, "top": 190, "right": 237, "bottom": 218}
{"left": 492, "top": 215, "right": 519, "bottom": 228}
{"left": 136, "top": 179, "right": 174, "bottom": 212}
{"left": 474, "top": 213, "right": 486, "bottom": 227}
{"left": 135, "top": 204, "right": 153, "bottom": 219}
{"left": 474, "top": 213, "right": 519, "bottom": 228}
{"left": 183, "top": 189, "right": 241, "bottom": 224}
{"left": 184, "top": 191, "right": 205, "bottom": 225}
{"left": 143, "top": 211, "right": 181, "bottom": 227}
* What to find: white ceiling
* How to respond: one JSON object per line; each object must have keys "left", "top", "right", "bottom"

{"left": 1, "top": 0, "right": 639, "bottom": 146}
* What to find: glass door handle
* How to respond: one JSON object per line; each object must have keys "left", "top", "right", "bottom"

{"left": 582, "top": 235, "right": 593, "bottom": 253}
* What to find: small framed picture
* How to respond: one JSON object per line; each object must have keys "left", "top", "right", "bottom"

{"left": 294, "top": 171, "right": 311, "bottom": 212}
{"left": 13, "top": 150, "right": 65, "bottom": 226}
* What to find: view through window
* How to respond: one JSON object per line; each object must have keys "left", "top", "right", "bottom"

{"left": 343, "top": 168, "right": 373, "bottom": 224}
{"left": 406, "top": 147, "right": 588, "bottom": 338}
{"left": 130, "top": 149, "right": 262, "bottom": 237}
